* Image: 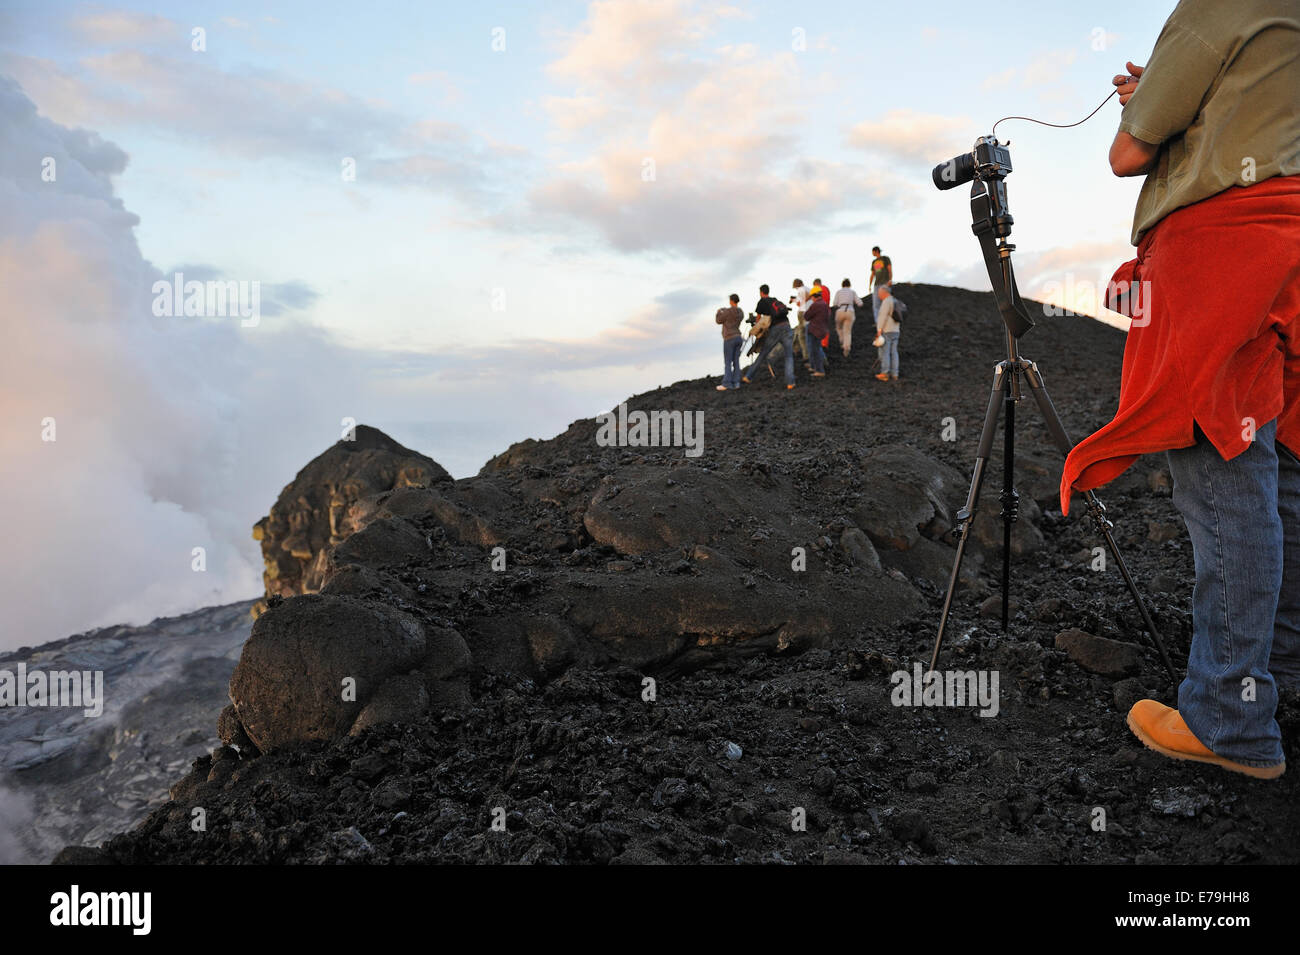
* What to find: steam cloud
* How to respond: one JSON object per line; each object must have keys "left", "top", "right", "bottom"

{"left": 0, "top": 77, "right": 397, "bottom": 650}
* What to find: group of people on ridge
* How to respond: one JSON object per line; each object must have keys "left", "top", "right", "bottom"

{"left": 714, "top": 246, "right": 900, "bottom": 391}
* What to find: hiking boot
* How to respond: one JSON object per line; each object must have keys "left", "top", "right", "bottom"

{"left": 1126, "top": 700, "right": 1285, "bottom": 780}
{"left": 716, "top": 385, "right": 728, "bottom": 391}
{"left": 786, "top": 384, "right": 795, "bottom": 390}
{"left": 875, "top": 373, "right": 890, "bottom": 381}
{"left": 740, "top": 377, "right": 752, "bottom": 385}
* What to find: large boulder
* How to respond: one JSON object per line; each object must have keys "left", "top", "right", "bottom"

{"left": 564, "top": 576, "right": 835, "bottom": 672}
{"left": 228, "top": 594, "right": 428, "bottom": 752}
{"left": 252, "top": 425, "right": 450, "bottom": 608}
{"left": 583, "top": 467, "right": 746, "bottom": 555}
{"left": 344, "top": 486, "right": 506, "bottom": 549}
{"left": 852, "top": 445, "right": 967, "bottom": 550}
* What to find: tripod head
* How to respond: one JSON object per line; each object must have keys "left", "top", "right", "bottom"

{"left": 933, "top": 135, "right": 1034, "bottom": 340}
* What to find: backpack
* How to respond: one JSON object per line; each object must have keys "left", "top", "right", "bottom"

{"left": 891, "top": 296, "right": 908, "bottom": 322}
{"left": 769, "top": 298, "right": 789, "bottom": 321}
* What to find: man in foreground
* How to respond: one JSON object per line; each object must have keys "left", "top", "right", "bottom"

{"left": 1061, "top": 0, "right": 1300, "bottom": 779}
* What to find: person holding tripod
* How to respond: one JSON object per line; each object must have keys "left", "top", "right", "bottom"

{"left": 1062, "top": 0, "right": 1300, "bottom": 779}
{"left": 742, "top": 285, "right": 795, "bottom": 390}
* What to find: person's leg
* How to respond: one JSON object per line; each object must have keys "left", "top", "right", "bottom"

{"left": 793, "top": 314, "right": 807, "bottom": 360}
{"left": 1166, "top": 419, "right": 1285, "bottom": 766}
{"left": 1272, "top": 441, "right": 1300, "bottom": 687}
{"left": 808, "top": 331, "right": 824, "bottom": 373}
{"left": 781, "top": 325, "right": 795, "bottom": 385}
{"left": 870, "top": 289, "right": 881, "bottom": 322}
{"left": 880, "top": 332, "right": 896, "bottom": 377}
{"left": 723, "top": 338, "right": 739, "bottom": 388}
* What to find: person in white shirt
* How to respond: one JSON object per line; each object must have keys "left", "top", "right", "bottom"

{"left": 831, "top": 279, "right": 863, "bottom": 357}
{"left": 874, "top": 286, "right": 900, "bottom": 382}
{"left": 788, "top": 279, "right": 809, "bottom": 362}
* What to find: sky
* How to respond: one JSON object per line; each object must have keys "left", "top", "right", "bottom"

{"left": 0, "top": 0, "right": 1179, "bottom": 649}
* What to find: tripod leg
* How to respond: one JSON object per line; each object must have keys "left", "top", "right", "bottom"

{"left": 1000, "top": 386, "right": 1017, "bottom": 632}
{"left": 930, "top": 364, "right": 1008, "bottom": 673}
{"left": 1020, "top": 362, "right": 1179, "bottom": 682}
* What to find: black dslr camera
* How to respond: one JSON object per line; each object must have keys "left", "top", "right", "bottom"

{"left": 931, "top": 135, "right": 1012, "bottom": 191}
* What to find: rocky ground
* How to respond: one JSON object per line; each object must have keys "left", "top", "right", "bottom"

{"left": 69, "top": 283, "right": 1299, "bottom": 865}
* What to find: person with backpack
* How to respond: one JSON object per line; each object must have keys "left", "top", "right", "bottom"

{"left": 832, "top": 278, "right": 863, "bottom": 357}
{"left": 715, "top": 293, "right": 744, "bottom": 391}
{"left": 742, "top": 284, "right": 795, "bottom": 390}
{"left": 804, "top": 292, "right": 830, "bottom": 377}
{"left": 874, "top": 285, "right": 901, "bottom": 382}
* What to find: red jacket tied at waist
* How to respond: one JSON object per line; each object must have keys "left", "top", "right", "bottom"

{"left": 1060, "top": 175, "right": 1300, "bottom": 515}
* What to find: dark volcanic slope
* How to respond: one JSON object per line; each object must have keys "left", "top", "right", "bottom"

{"left": 95, "top": 283, "right": 1300, "bottom": 865}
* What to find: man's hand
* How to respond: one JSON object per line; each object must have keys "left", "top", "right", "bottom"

{"left": 1113, "top": 61, "right": 1144, "bottom": 106}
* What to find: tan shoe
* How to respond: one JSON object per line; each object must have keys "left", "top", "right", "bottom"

{"left": 1126, "top": 700, "right": 1284, "bottom": 780}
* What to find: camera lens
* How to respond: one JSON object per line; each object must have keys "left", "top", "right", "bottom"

{"left": 932, "top": 152, "right": 976, "bottom": 190}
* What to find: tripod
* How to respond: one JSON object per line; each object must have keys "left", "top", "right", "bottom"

{"left": 928, "top": 161, "right": 1177, "bottom": 682}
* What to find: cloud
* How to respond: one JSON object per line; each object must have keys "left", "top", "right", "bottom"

{"left": 0, "top": 48, "right": 518, "bottom": 207}
{"left": 407, "top": 70, "right": 462, "bottom": 105}
{"left": 530, "top": 0, "right": 910, "bottom": 260}
{"left": 982, "top": 49, "right": 1080, "bottom": 94}
{"left": 846, "top": 108, "right": 974, "bottom": 166}
{"left": 982, "top": 67, "right": 1017, "bottom": 91}
{"left": 68, "top": 10, "right": 182, "bottom": 46}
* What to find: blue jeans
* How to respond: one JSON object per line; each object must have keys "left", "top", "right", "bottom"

{"left": 746, "top": 323, "right": 795, "bottom": 386}
{"left": 871, "top": 284, "right": 890, "bottom": 320}
{"left": 1166, "top": 418, "right": 1297, "bottom": 767}
{"left": 722, "top": 337, "right": 742, "bottom": 388}
{"left": 880, "top": 331, "right": 899, "bottom": 377}
{"left": 806, "top": 329, "right": 826, "bottom": 373}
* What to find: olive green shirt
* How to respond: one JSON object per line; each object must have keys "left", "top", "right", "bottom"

{"left": 1120, "top": 0, "right": 1300, "bottom": 245}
